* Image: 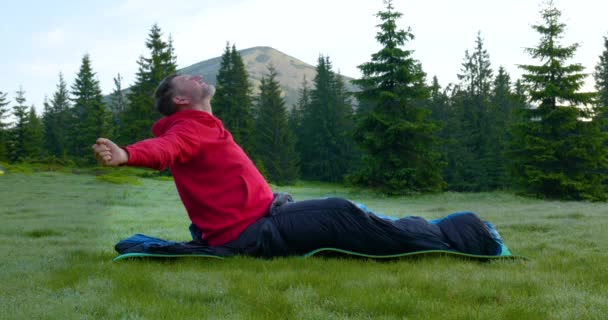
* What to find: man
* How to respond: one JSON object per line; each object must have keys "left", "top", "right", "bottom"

{"left": 94, "top": 74, "right": 502, "bottom": 258}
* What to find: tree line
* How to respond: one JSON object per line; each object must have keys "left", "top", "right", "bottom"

{"left": 1, "top": 1, "right": 607, "bottom": 200}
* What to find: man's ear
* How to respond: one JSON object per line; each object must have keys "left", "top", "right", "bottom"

{"left": 172, "top": 95, "right": 190, "bottom": 106}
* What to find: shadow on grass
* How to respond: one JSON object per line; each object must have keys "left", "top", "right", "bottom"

{"left": 24, "top": 229, "right": 65, "bottom": 238}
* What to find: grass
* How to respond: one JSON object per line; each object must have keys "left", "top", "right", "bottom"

{"left": 0, "top": 171, "right": 607, "bottom": 319}
{"left": 95, "top": 174, "right": 141, "bottom": 185}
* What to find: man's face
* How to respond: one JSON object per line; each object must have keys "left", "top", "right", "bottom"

{"left": 172, "top": 75, "right": 215, "bottom": 104}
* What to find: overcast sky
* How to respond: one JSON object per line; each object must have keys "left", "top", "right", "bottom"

{"left": 1, "top": 0, "right": 607, "bottom": 113}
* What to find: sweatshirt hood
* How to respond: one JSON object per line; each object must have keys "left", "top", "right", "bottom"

{"left": 152, "top": 110, "right": 227, "bottom": 138}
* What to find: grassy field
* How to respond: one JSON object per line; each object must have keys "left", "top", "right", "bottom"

{"left": 1, "top": 171, "right": 607, "bottom": 319}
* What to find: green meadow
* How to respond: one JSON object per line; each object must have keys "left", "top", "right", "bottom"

{"left": 1, "top": 170, "right": 607, "bottom": 319}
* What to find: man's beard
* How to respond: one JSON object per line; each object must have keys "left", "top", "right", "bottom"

{"left": 201, "top": 84, "right": 216, "bottom": 100}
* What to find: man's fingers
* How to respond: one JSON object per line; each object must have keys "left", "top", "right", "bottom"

{"left": 93, "top": 146, "right": 106, "bottom": 154}
{"left": 92, "top": 144, "right": 110, "bottom": 154}
{"left": 99, "top": 150, "right": 111, "bottom": 157}
{"left": 96, "top": 137, "right": 118, "bottom": 149}
{"left": 96, "top": 138, "right": 110, "bottom": 145}
{"left": 93, "top": 137, "right": 123, "bottom": 167}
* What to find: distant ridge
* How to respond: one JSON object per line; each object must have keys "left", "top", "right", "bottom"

{"left": 179, "top": 46, "right": 357, "bottom": 108}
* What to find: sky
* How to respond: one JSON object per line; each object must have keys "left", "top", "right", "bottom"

{"left": 1, "top": 0, "right": 607, "bottom": 113}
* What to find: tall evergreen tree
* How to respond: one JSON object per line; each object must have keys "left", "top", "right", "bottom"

{"left": 70, "top": 54, "right": 111, "bottom": 164}
{"left": 594, "top": 35, "right": 608, "bottom": 127}
{"left": 299, "top": 56, "right": 356, "bottom": 182}
{"left": 595, "top": 35, "right": 608, "bottom": 107}
{"left": 459, "top": 32, "right": 494, "bottom": 97}
{"left": 427, "top": 76, "right": 451, "bottom": 184}
{"left": 448, "top": 32, "right": 494, "bottom": 191}
{"left": 110, "top": 73, "right": 127, "bottom": 114}
{"left": 9, "top": 87, "right": 30, "bottom": 162}
{"left": 109, "top": 73, "right": 127, "bottom": 134}
{"left": 288, "top": 76, "right": 310, "bottom": 159}
{"left": 213, "top": 43, "right": 255, "bottom": 155}
{"left": 253, "top": 66, "right": 299, "bottom": 185}
{"left": 23, "top": 106, "right": 43, "bottom": 159}
{"left": 42, "top": 97, "right": 52, "bottom": 156}
{"left": 43, "top": 73, "right": 71, "bottom": 158}
{"left": 485, "top": 66, "right": 519, "bottom": 188}
{"left": 510, "top": 1, "right": 607, "bottom": 200}
{"left": 121, "top": 24, "right": 177, "bottom": 144}
{"left": 0, "top": 90, "right": 10, "bottom": 161}
{"left": 350, "top": 0, "right": 444, "bottom": 193}
{"left": 427, "top": 76, "right": 450, "bottom": 125}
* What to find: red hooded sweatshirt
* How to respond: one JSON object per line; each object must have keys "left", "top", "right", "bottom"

{"left": 124, "top": 110, "right": 273, "bottom": 246}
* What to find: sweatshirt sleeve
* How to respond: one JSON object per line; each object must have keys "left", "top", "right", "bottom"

{"left": 124, "top": 120, "right": 203, "bottom": 171}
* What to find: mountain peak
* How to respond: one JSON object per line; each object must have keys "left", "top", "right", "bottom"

{"left": 179, "top": 46, "right": 355, "bottom": 108}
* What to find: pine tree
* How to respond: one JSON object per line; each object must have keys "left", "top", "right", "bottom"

{"left": 592, "top": 35, "right": 608, "bottom": 184}
{"left": 289, "top": 77, "right": 309, "bottom": 130}
{"left": 427, "top": 76, "right": 451, "bottom": 184}
{"left": 595, "top": 35, "right": 608, "bottom": 109}
{"left": 213, "top": 43, "right": 255, "bottom": 155}
{"left": 23, "top": 106, "right": 43, "bottom": 159}
{"left": 449, "top": 32, "right": 494, "bottom": 191}
{"left": 253, "top": 66, "right": 299, "bottom": 185}
{"left": 510, "top": 1, "right": 607, "bottom": 200}
{"left": 428, "top": 77, "right": 450, "bottom": 125}
{"left": 42, "top": 97, "right": 52, "bottom": 156}
{"left": 0, "top": 90, "right": 10, "bottom": 161}
{"left": 43, "top": 73, "right": 71, "bottom": 158}
{"left": 109, "top": 73, "right": 127, "bottom": 135}
{"left": 299, "top": 56, "right": 356, "bottom": 182}
{"left": 110, "top": 73, "right": 127, "bottom": 114}
{"left": 10, "top": 87, "right": 30, "bottom": 162}
{"left": 458, "top": 34, "right": 494, "bottom": 98}
{"left": 288, "top": 76, "right": 309, "bottom": 160}
{"left": 486, "top": 66, "right": 518, "bottom": 188}
{"left": 594, "top": 35, "right": 608, "bottom": 135}
{"left": 70, "top": 54, "right": 111, "bottom": 164}
{"left": 350, "top": 0, "right": 444, "bottom": 193}
{"left": 121, "top": 24, "right": 177, "bottom": 144}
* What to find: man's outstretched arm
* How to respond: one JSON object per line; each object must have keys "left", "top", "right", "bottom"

{"left": 92, "top": 121, "right": 203, "bottom": 170}
{"left": 92, "top": 138, "right": 129, "bottom": 166}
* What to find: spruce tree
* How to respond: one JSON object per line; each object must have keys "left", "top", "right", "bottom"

{"left": 288, "top": 76, "right": 309, "bottom": 162}
{"left": 299, "top": 56, "right": 356, "bottom": 182}
{"left": 594, "top": 35, "right": 608, "bottom": 133}
{"left": 253, "top": 66, "right": 299, "bottom": 185}
{"left": 0, "top": 91, "right": 10, "bottom": 161}
{"left": 23, "top": 106, "right": 43, "bottom": 159}
{"left": 43, "top": 73, "right": 71, "bottom": 158}
{"left": 70, "top": 54, "right": 111, "bottom": 164}
{"left": 213, "top": 43, "right": 255, "bottom": 155}
{"left": 593, "top": 35, "right": 608, "bottom": 182}
{"left": 10, "top": 87, "right": 30, "bottom": 162}
{"left": 511, "top": 1, "right": 607, "bottom": 200}
{"left": 289, "top": 77, "right": 309, "bottom": 133}
{"left": 486, "top": 66, "right": 517, "bottom": 188}
{"left": 427, "top": 76, "right": 451, "bottom": 184}
{"left": 110, "top": 73, "right": 127, "bottom": 114}
{"left": 121, "top": 24, "right": 177, "bottom": 144}
{"left": 350, "top": 0, "right": 444, "bottom": 193}
{"left": 595, "top": 35, "right": 608, "bottom": 109}
{"left": 42, "top": 97, "right": 52, "bottom": 156}
{"left": 109, "top": 73, "right": 127, "bottom": 134}
{"left": 449, "top": 32, "right": 494, "bottom": 191}
{"left": 443, "top": 86, "right": 476, "bottom": 190}
{"left": 427, "top": 76, "right": 450, "bottom": 125}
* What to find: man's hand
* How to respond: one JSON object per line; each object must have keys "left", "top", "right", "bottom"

{"left": 92, "top": 138, "right": 129, "bottom": 166}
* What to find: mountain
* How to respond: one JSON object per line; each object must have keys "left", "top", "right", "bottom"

{"left": 179, "top": 46, "right": 358, "bottom": 108}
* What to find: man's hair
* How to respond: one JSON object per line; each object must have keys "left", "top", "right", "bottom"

{"left": 154, "top": 74, "right": 179, "bottom": 116}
